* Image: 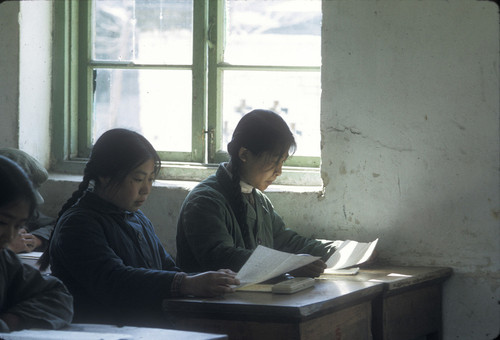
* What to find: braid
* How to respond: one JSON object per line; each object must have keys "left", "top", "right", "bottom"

{"left": 38, "top": 169, "right": 93, "bottom": 271}
{"left": 229, "top": 160, "right": 250, "bottom": 246}
{"left": 57, "top": 176, "right": 91, "bottom": 219}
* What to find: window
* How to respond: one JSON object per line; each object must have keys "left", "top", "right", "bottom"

{"left": 52, "top": 0, "right": 322, "bottom": 183}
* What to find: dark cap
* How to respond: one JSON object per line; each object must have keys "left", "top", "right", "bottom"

{"left": 0, "top": 147, "right": 48, "bottom": 204}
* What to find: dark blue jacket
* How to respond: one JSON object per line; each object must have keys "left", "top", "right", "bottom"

{"left": 0, "top": 249, "right": 73, "bottom": 332}
{"left": 49, "top": 191, "right": 182, "bottom": 326}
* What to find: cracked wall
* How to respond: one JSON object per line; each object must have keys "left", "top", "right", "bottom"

{"left": 313, "top": 2, "right": 499, "bottom": 339}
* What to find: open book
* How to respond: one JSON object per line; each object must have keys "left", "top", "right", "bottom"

{"left": 324, "top": 238, "right": 378, "bottom": 273}
{"left": 235, "top": 239, "right": 378, "bottom": 288}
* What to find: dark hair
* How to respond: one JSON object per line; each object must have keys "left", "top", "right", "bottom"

{"left": 0, "top": 155, "right": 37, "bottom": 218}
{"left": 39, "top": 128, "right": 160, "bottom": 269}
{"left": 226, "top": 109, "right": 296, "bottom": 239}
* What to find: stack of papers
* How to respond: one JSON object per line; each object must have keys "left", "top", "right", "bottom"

{"left": 324, "top": 239, "right": 378, "bottom": 273}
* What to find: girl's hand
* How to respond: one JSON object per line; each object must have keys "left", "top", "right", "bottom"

{"left": 0, "top": 312, "right": 22, "bottom": 331}
{"left": 289, "top": 259, "right": 327, "bottom": 278}
{"left": 21, "top": 232, "right": 42, "bottom": 251}
{"left": 7, "top": 228, "right": 41, "bottom": 253}
{"left": 7, "top": 228, "right": 30, "bottom": 253}
{"left": 180, "top": 270, "right": 240, "bottom": 297}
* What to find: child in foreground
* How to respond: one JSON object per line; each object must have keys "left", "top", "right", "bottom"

{"left": 40, "top": 128, "right": 239, "bottom": 327}
{"left": 0, "top": 156, "right": 73, "bottom": 332}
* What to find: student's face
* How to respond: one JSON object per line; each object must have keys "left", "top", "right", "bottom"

{"left": 98, "top": 159, "right": 156, "bottom": 212}
{"left": 0, "top": 200, "right": 30, "bottom": 248}
{"left": 238, "top": 148, "right": 286, "bottom": 191}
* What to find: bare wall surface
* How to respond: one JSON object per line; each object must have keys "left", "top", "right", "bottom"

{"left": 0, "top": 1, "right": 20, "bottom": 147}
{"left": 18, "top": 0, "right": 52, "bottom": 166}
{"left": 319, "top": 1, "right": 499, "bottom": 339}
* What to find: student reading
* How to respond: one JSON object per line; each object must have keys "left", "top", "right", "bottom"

{"left": 176, "top": 109, "right": 339, "bottom": 277}
{"left": 0, "top": 156, "right": 73, "bottom": 332}
{"left": 0, "top": 148, "right": 56, "bottom": 253}
{"left": 39, "top": 128, "right": 239, "bottom": 327}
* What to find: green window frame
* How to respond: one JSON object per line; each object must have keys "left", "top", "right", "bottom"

{"left": 51, "top": 0, "right": 321, "bottom": 183}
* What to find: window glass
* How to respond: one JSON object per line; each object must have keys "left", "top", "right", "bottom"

{"left": 93, "top": 68, "right": 192, "bottom": 151}
{"left": 81, "top": 0, "right": 321, "bottom": 170}
{"left": 222, "top": 0, "right": 321, "bottom": 158}
{"left": 222, "top": 70, "right": 321, "bottom": 157}
{"left": 225, "top": 0, "right": 321, "bottom": 66}
{"left": 93, "top": 0, "right": 193, "bottom": 64}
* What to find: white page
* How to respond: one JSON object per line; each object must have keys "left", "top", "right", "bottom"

{"left": 235, "top": 245, "right": 320, "bottom": 287}
{"left": 0, "top": 330, "right": 132, "bottom": 340}
{"left": 325, "top": 238, "right": 378, "bottom": 271}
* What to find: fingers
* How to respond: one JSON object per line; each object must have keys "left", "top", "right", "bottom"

{"left": 217, "top": 269, "right": 237, "bottom": 276}
{"left": 183, "top": 271, "right": 241, "bottom": 297}
{"left": 310, "top": 260, "right": 327, "bottom": 271}
{"left": 22, "top": 234, "right": 36, "bottom": 250}
{"left": 290, "top": 260, "right": 327, "bottom": 278}
{"left": 216, "top": 272, "right": 240, "bottom": 286}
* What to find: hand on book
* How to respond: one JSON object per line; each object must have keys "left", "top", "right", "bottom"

{"left": 181, "top": 269, "right": 240, "bottom": 297}
{"left": 289, "top": 259, "right": 327, "bottom": 278}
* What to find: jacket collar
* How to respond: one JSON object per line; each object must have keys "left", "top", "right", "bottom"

{"left": 78, "top": 190, "right": 130, "bottom": 216}
{"left": 218, "top": 162, "right": 254, "bottom": 193}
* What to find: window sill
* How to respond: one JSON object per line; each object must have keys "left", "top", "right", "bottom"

{"left": 51, "top": 160, "right": 323, "bottom": 187}
{"left": 47, "top": 169, "right": 323, "bottom": 193}
{"left": 159, "top": 162, "right": 322, "bottom": 186}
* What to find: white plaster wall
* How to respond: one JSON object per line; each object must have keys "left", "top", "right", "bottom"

{"left": 18, "top": 0, "right": 52, "bottom": 168}
{"left": 0, "top": 1, "right": 20, "bottom": 147}
{"left": 315, "top": 1, "right": 500, "bottom": 338}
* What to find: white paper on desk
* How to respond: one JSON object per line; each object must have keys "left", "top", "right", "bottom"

{"left": 0, "top": 330, "right": 132, "bottom": 340}
{"left": 235, "top": 245, "right": 320, "bottom": 287}
{"left": 325, "top": 238, "right": 378, "bottom": 271}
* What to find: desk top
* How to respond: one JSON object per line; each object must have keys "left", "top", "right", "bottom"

{"left": 0, "top": 324, "right": 226, "bottom": 340}
{"left": 164, "top": 279, "right": 382, "bottom": 322}
{"left": 320, "top": 265, "right": 453, "bottom": 291}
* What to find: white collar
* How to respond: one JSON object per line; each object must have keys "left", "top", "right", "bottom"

{"left": 222, "top": 163, "right": 254, "bottom": 194}
{"left": 240, "top": 180, "right": 254, "bottom": 194}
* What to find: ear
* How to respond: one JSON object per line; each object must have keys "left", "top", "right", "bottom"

{"left": 97, "top": 176, "right": 110, "bottom": 188}
{"left": 238, "top": 147, "right": 249, "bottom": 163}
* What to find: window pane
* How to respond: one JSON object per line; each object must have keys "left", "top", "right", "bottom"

{"left": 225, "top": 0, "right": 321, "bottom": 66}
{"left": 93, "top": 68, "right": 192, "bottom": 152}
{"left": 93, "top": 0, "right": 193, "bottom": 64}
{"left": 222, "top": 71, "right": 320, "bottom": 157}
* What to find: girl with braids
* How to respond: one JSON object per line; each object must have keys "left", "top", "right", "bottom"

{"left": 176, "top": 109, "right": 339, "bottom": 276}
{"left": 39, "top": 128, "right": 238, "bottom": 327}
{"left": 0, "top": 156, "right": 73, "bottom": 332}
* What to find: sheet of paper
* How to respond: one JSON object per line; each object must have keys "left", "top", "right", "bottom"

{"left": 325, "top": 238, "right": 378, "bottom": 271}
{"left": 235, "top": 245, "right": 320, "bottom": 287}
{"left": 0, "top": 330, "right": 132, "bottom": 340}
{"left": 321, "top": 267, "right": 360, "bottom": 276}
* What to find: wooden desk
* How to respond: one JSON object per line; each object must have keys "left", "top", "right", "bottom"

{"left": 320, "top": 265, "right": 453, "bottom": 340}
{"left": 0, "top": 324, "right": 228, "bottom": 339}
{"left": 163, "top": 280, "right": 383, "bottom": 340}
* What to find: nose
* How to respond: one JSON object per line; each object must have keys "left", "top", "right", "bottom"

{"left": 274, "top": 163, "right": 283, "bottom": 176}
{"left": 140, "top": 180, "right": 152, "bottom": 195}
